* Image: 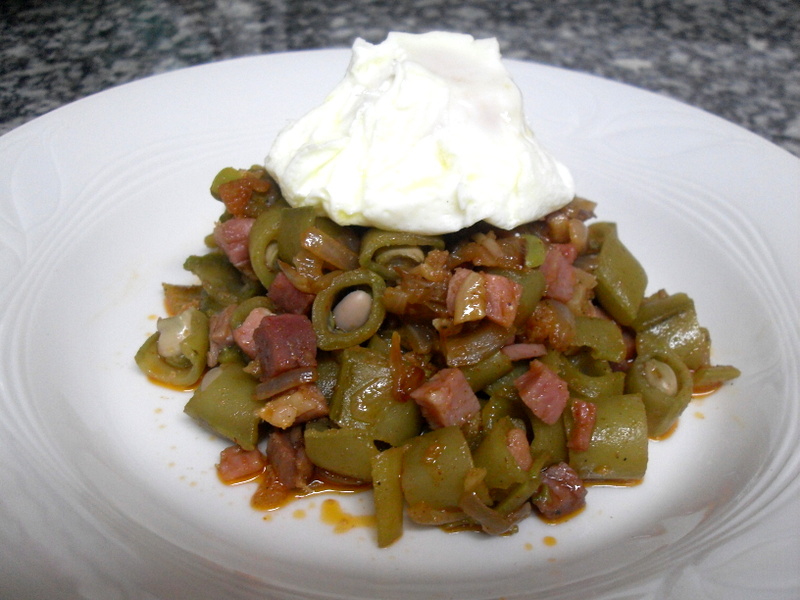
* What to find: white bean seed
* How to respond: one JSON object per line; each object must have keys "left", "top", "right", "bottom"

{"left": 333, "top": 290, "right": 373, "bottom": 332}
{"left": 643, "top": 358, "right": 679, "bottom": 396}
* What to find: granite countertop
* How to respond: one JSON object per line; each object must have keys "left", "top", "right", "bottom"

{"left": 1, "top": 0, "right": 798, "bottom": 157}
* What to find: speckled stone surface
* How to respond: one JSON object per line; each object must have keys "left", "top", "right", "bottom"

{"left": 1, "top": 0, "right": 798, "bottom": 156}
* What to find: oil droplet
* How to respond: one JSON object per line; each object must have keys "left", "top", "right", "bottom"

{"left": 524, "top": 542, "right": 533, "bottom": 551}
{"left": 694, "top": 411, "right": 705, "bottom": 419}
{"left": 543, "top": 536, "right": 557, "bottom": 547}
{"left": 320, "top": 498, "right": 375, "bottom": 533}
{"left": 293, "top": 509, "right": 307, "bottom": 520}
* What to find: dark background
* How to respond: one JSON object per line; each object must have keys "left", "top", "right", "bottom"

{"left": 1, "top": 0, "right": 798, "bottom": 156}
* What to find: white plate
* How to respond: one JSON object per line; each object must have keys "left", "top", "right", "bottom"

{"left": 1, "top": 49, "right": 798, "bottom": 600}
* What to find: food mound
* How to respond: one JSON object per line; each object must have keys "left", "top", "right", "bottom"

{"left": 135, "top": 165, "right": 739, "bottom": 547}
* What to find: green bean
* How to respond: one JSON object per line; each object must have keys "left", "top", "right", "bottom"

{"left": 216, "top": 344, "right": 246, "bottom": 365}
{"left": 594, "top": 231, "right": 647, "bottom": 326}
{"left": 329, "top": 346, "right": 422, "bottom": 446}
{"left": 135, "top": 307, "right": 209, "bottom": 387}
{"left": 277, "top": 206, "right": 318, "bottom": 263}
{"left": 441, "top": 321, "right": 510, "bottom": 368}
{"left": 692, "top": 364, "right": 741, "bottom": 390}
{"left": 315, "top": 355, "right": 340, "bottom": 400}
{"left": 529, "top": 414, "right": 568, "bottom": 467}
{"left": 567, "top": 393, "right": 648, "bottom": 482}
{"left": 183, "top": 362, "right": 262, "bottom": 450}
{"left": 184, "top": 252, "right": 262, "bottom": 309}
{"left": 312, "top": 268, "right": 386, "bottom": 351}
{"left": 634, "top": 292, "right": 710, "bottom": 370}
{"left": 248, "top": 205, "right": 283, "bottom": 288}
{"left": 359, "top": 229, "right": 445, "bottom": 280}
{"left": 574, "top": 316, "right": 627, "bottom": 363}
{"left": 541, "top": 350, "right": 626, "bottom": 399}
{"left": 303, "top": 423, "right": 378, "bottom": 482}
{"left": 401, "top": 426, "right": 474, "bottom": 510}
{"left": 625, "top": 349, "right": 694, "bottom": 438}
{"left": 473, "top": 417, "right": 529, "bottom": 491}
{"left": 481, "top": 394, "right": 528, "bottom": 433}
{"left": 371, "top": 446, "right": 406, "bottom": 547}
{"left": 458, "top": 487, "right": 531, "bottom": 536}
{"left": 521, "top": 234, "right": 546, "bottom": 268}
{"left": 483, "top": 362, "right": 530, "bottom": 400}
{"left": 229, "top": 295, "right": 274, "bottom": 330}
{"left": 162, "top": 283, "right": 202, "bottom": 316}
{"left": 493, "top": 452, "right": 548, "bottom": 514}
{"left": 460, "top": 349, "right": 513, "bottom": 392}
{"left": 586, "top": 221, "right": 617, "bottom": 253}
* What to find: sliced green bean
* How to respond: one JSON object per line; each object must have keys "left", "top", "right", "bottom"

{"left": 401, "top": 426, "right": 474, "bottom": 510}
{"left": 460, "top": 349, "right": 513, "bottom": 392}
{"left": 473, "top": 417, "right": 529, "bottom": 492}
{"left": 634, "top": 292, "right": 710, "bottom": 370}
{"left": 371, "top": 446, "right": 406, "bottom": 547}
{"left": 183, "top": 362, "right": 262, "bottom": 450}
{"left": 567, "top": 393, "right": 648, "bottom": 482}
{"left": 277, "top": 206, "right": 317, "bottom": 263}
{"left": 574, "top": 316, "right": 627, "bottom": 363}
{"left": 359, "top": 229, "right": 445, "bottom": 280}
{"left": 529, "top": 414, "right": 568, "bottom": 467}
{"left": 594, "top": 232, "right": 647, "bottom": 326}
{"left": 229, "top": 295, "right": 274, "bottom": 330}
{"left": 329, "top": 346, "right": 422, "bottom": 446}
{"left": 521, "top": 234, "right": 546, "bottom": 268}
{"left": 248, "top": 205, "right": 283, "bottom": 288}
{"left": 541, "top": 350, "right": 626, "bottom": 399}
{"left": 311, "top": 268, "right": 386, "bottom": 351}
{"left": 625, "top": 349, "right": 693, "bottom": 437}
{"left": 358, "top": 229, "right": 444, "bottom": 281}
{"left": 184, "top": 252, "right": 262, "bottom": 308}
{"left": 135, "top": 307, "right": 209, "bottom": 387}
{"left": 304, "top": 423, "right": 378, "bottom": 482}
{"left": 692, "top": 364, "right": 741, "bottom": 390}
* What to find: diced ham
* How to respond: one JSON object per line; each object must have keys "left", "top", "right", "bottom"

{"left": 410, "top": 367, "right": 480, "bottom": 429}
{"left": 533, "top": 462, "right": 587, "bottom": 520}
{"left": 213, "top": 218, "right": 255, "bottom": 273}
{"left": 207, "top": 304, "right": 237, "bottom": 367}
{"left": 501, "top": 342, "right": 547, "bottom": 361}
{"left": 259, "top": 383, "right": 329, "bottom": 429}
{"left": 514, "top": 360, "right": 570, "bottom": 425}
{"left": 216, "top": 445, "right": 266, "bottom": 484}
{"left": 542, "top": 243, "right": 577, "bottom": 303}
{"left": 253, "top": 313, "right": 317, "bottom": 380}
{"left": 506, "top": 427, "right": 533, "bottom": 471}
{"left": 267, "top": 426, "right": 313, "bottom": 489}
{"left": 447, "top": 269, "right": 521, "bottom": 328}
{"left": 483, "top": 273, "right": 522, "bottom": 328}
{"left": 268, "top": 271, "right": 316, "bottom": 315}
{"left": 567, "top": 399, "right": 597, "bottom": 453}
{"left": 232, "top": 306, "right": 274, "bottom": 359}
